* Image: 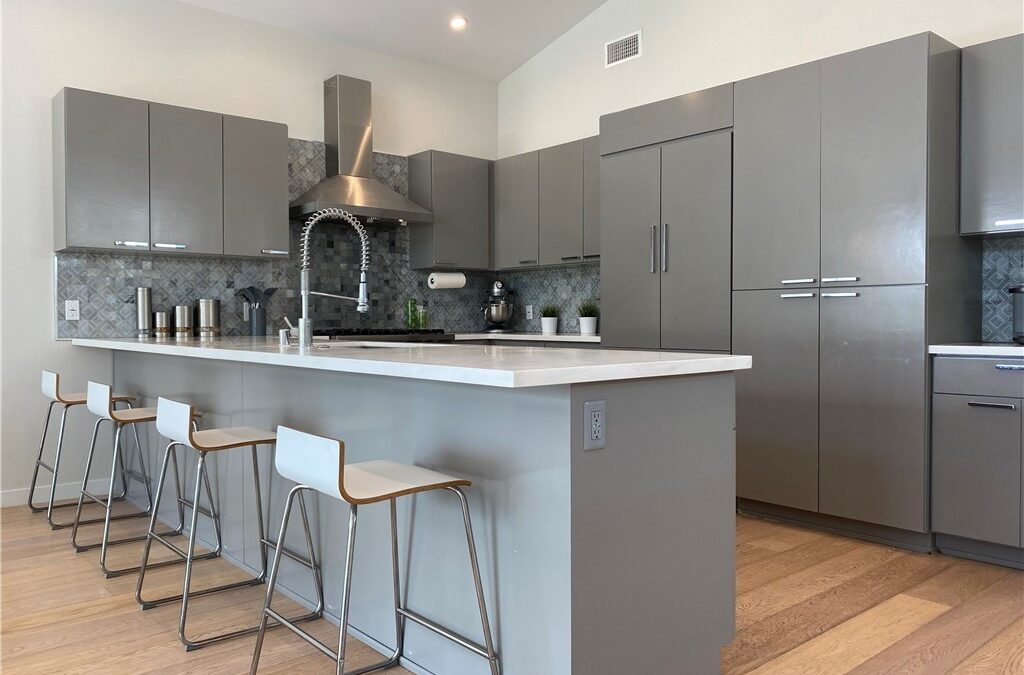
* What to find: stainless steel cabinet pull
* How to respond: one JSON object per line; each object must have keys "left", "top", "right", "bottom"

{"left": 434, "top": 260, "right": 456, "bottom": 265}
{"left": 114, "top": 240, "right": 148, "bottom": 248}
{"left": 518, "top": 259, "right": 537, "bottom": 265}
{"left": 583, "top": 253, "right": 601, "bottom": 259}
{"left": 821, "top": 292, "right": 859, "bottom": 298}
{"left": 780, "top": 292, "right": 815, "bottom": 298}
{"left": 650, "top": 224, "right": 656, "bottom": 273}
{"left": 967, "top": 401, "right": 1017, "bottom": 410}
{"left": 153, "top": 242, "right": 187, "bottom": 250}
{"left": 821, "top": 276, "right": 859, "bottom": 283}
{"left": 781, "top": 278, "right": 815, "bottom": 285}
{"left": 995, "top": 364, "right": 1024, "bottom": 371}
{"left": 661, "top": 223, "right": 669, "bottom": 272}
{"left": 261, "top": 249, "right": 289, "bottom": 256}
{"left": 561, "top": 255, "right": 583, "bottom": 261}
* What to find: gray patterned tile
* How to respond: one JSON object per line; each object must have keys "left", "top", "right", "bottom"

{"left": 982, "top": 234, "right": 1024, "bottom": 342}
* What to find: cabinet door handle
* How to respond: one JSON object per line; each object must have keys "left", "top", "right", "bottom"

{"left": 582, "top": 254, "right": 601, "bottom": 260}
{"left": 649, "top": 224, "right": 656, "bottom": 273}
{"left": 153, "top": 242, "right": 187, "bottom": 250}
{"left": 822, "top": 276, "right": 859, "bottom": 283}
{"left": 822, "top": 292, "right": 859, "bottom": 298}
{"left": 661, "top": 223, "right": 669, "bottom": 272}
{"left": 995, "top": 364, "right": 1024, "bottom": 371}
{"left": 781, "top": 278, "right": 815, "bottom": 285}
{"left": 261, "top": 249, "right": 289, "bottom": 256}
{"left": 561, "top": 255, "right": 583, "bottom": 261}
{"left": 967, "top": 401, "right": 1017, "bottom": 410}
{"left": 518, "top": 259, "right": 537, "bottom": 265}
{"left": 434, "top": 260, "right": 456, "bottom": 265}
{"left": 114, "top": 240, "right": 149, "bottom": 248}
{"left": 780, "top": 292, "right": 815, "bottom": 299}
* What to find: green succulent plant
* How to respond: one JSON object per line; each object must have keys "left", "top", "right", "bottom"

{"left": 577, "top": 301, "right": 600, "bottom": 318}
{"left": 540, "top": 305, "right": 560, "bottom": 318}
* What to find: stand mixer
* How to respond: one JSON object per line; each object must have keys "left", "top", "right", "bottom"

{"left": 482, "top": 280, "right": 515, "bottom": 332}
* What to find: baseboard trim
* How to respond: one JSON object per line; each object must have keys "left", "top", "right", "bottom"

{"left": 935, "top": 533, "right": 1024, "bottom": 570}
{"left": 2, "top": 478, "right": 111, "bottom": 508}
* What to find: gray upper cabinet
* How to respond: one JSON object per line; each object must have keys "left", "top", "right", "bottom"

{"left": 408, "top": 150, "right": 490, "bottom": 269}
{"left": 539, "top": 140, "right": 584, "bottom": 265}
{"left": 582, "top": 135, "right": 601, "bottom": 259}
{"left": 494, "top": 151, "right": 539, "bottom": 268}
{"left": 660, "top": 131, "right": 732, "bottom": 352}
{"left": 600, "top": 145, "right": 662, "bottom": 349}
{"left": 733, "top": 289, "right": 819, "bottom": 512}
{"left": 733, "top": 62, "right": 820, "bottom": 290}
{"left": 223, "top": 115, "right": 289, "bottom": 258}
{"left": 54, "top": 88, "right": 150, "bottom": 251}
{"left": 961, "top": 34, "right": 1024, "bottom": 235}
{"left": 149, "top": 103, "right": 223, "bottom": 255}
{"left": 821, "top": 33, "right": 939, "bottom": 287}
{"left": 818, "top": 284, "right": 927, "bottom": 532}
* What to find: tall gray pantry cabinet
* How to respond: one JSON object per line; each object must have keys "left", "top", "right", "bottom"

{"left": 733, "top": 33, "right": 980, "bottom": 538}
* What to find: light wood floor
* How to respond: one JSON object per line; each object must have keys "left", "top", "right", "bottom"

{"left": 2, "top": 504, "right": 1022, "bottom": 674}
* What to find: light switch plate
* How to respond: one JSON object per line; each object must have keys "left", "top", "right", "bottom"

{"left": 583, "top": 399, "right": 606, "bottom": 450}
{"left": 65, "top": 299, "right": 80, "bottom": 321}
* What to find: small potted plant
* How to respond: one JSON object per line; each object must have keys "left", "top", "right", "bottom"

{"left": 578, "top": 301, "right": 599, "bottom": 336}
{"left": 540, "top": 305, "right": 560, "bottom": 335}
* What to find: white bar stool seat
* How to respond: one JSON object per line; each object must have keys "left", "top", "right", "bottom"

{"left": 250, "top": 425, "right": 500, "bottom": 675}
{"left": 135, "top": 397, "right": 324, "bottom": 651}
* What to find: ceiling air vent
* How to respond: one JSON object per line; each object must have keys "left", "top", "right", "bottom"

{"left": 605, "top": 30, "right": 642, "bottom": 68}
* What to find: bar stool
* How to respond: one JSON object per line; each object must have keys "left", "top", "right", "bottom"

{"left": 28, "top": 371, "right": 136, "bottom": 528}
{"left": 71, "top": 381, "right": 185, "bottom": 577}
{"left": 250, "top": 425, "right": 500, "bottom": 675}
{"left": 135, "top": 397, "right": 324, "bottom": 651}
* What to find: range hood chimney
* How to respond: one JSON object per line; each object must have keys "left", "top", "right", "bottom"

{"left": 290, "top": 75, "right": 433, "bottom": 223}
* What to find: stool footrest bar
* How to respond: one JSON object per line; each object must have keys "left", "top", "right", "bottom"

{"left": 265, "top": 608, "right": 336, "bottom": 659}
{"left": 183, "top": 607, "right": 322, "bottom": 652}
{"left": 260, "top": 537, "right": 317, "bottom": 569}
{"left": 397, "top": 607, "right": 490, "bottom": 660}
{"left": 177, "top": 497, "right": 216, "bottom": 520}
{"left": 140, "top": 576, "right": 262, "bottom": 610}
{"left": 35, "top": 460, "right": 55, "bottom": 474}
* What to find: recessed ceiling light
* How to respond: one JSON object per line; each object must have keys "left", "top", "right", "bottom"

{"left": 449, "top": 15, "right": 467, "bottom": 31}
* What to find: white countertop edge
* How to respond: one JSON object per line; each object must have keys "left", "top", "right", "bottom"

{"left": 71, "top": 338, "right": 750, "bottom": 388}
{"left": 929, "top": 344, "right": 1024, "bottom": 357}
{"left": 453, "top": 332, "right": 601, "bottom": 343}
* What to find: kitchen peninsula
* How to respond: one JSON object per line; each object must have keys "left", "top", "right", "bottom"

{"left": 73, "top": 337, "right": 749, "bottom": 675}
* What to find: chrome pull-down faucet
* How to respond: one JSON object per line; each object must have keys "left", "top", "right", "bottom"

{"left": 298, "top": 208, "right": 370, "bottom": 349}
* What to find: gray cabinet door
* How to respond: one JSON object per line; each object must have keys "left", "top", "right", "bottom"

{"left": 150, "top": 103, "right": 223, "bottom": 255}
{"left": 821, "top": 34, "right": 928, "bottom": 287}
{"left": 223, "top": 115, "right": 289, "bottom": 258}
{"left": 582, "top": 135, "right": 601, "bottom": 259}
{"left": 494, "top": 151, "right": 539, "bottom": 268}
{"left": 57, "top": 88, "right": 150, "bottom": 250}
{"left": 733, "top": 62, "right": 820, "bottom": 290}
{"left": 539, "top": 140, "right": 584, "bottom": 264}
{"left": 932, "top": 393, "right": 1022, "bottom": 547}
{"left": 819, "top": 284, "right": 927, "bottom": 532}
{"left": 733, "top": 289, "right": 819, "bottom": 511}
{"left": 660, "top": 131, "right": 732, "bottom": 351}
{"left": 600, "top": 146, "right": 661, "bottom": 349}
{"left": 960, "top": 34, "right": 1024, "bottom": 235}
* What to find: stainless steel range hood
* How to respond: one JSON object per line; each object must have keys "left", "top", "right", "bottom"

{"left": 290, "top": 75, "right": 433, "bottom": 223}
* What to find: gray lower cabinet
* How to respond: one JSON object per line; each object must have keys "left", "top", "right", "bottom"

{"left": 818, "top": 284, "right": 927, "bottom": 532}
{"left": 733, "top": 289, "right": 819, "bottom": 511}
{"left": 54, "top": 88, "right": 150, "bottom": 251}
{"left": 932, "top": 391, "right": 1022, "bottom": 548}
{"left": 660, "top": 131, "right": 732, "bottom": 351}
{"left": 149, "top": 103, "right": 223, "bottom": 255}
{"left": 600, "top": 145, "right": 662, "bottom": 349}
{"left": 494, "top": 151, "right": 539, "bottom": 269}
{"left": 408, "top": 150, "right": 491, "bottom": 269}
{"left": 223, "top": 115, "right": 289, "bottom": 258}
{"left": 539, "top": 140, "right": 584, "bottom": 265}
{"left": 733, "top": 62, "right": 820, "bottom": 291}
{"left": 960, "top": 34, "right": 1024, "bottom": 235}
{"left": 582, "top": 135, "right": 600, "bottom": 259}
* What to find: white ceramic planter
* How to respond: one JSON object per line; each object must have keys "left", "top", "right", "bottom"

{"left": 541, "top": 317, "right": 559, "bottom": 335}
{"left": 579, "top": 316, "right": 598, "bottom": 336}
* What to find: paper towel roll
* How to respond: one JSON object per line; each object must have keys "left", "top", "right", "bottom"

{"left": 427, "top": 272, "right": 467, "bottom": 290}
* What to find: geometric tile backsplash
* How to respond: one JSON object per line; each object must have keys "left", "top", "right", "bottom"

{"left": 981, "top": 234, "right": 1024, "bottom": 343}
{"left": 55, "top": 139, "right": 600, "bottom": 338}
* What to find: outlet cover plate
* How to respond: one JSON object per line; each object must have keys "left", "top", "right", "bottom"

{"left": 583, "top": 399, "right": 606, "bottom": 450}
{"left": 65, "top": 299, "right": 80, "bottom": 321}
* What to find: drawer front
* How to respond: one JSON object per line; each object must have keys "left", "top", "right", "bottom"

{"left": 933, "top": 357, "right": 1024, "bottom": 398}
{"left": 932, "top": 393, "right": 1022, "bottom": 547}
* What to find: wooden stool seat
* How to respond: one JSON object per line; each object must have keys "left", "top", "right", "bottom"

{"left": 109, "top": 406, "right": 158, "bottom": 424}
{"left": 344, "top": 460, "right": 471, "bottom": 504}
{"left": 190, "top": 427, "right": 276, "bottom": 452}
{"left": 59, "top": 392, "right": 134, "bottom": 406}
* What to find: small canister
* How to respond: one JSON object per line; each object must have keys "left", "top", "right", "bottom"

{"left": 174, "top": 304, "right": 193, "bottom": 339}
{"left": 197, "top": 298, "right": 221, "bottom": 339}
{"left": 136, "top": 287, "right": 153, "bottom": 338}
{"left": 154, "top": 311, "right": 171, "bottom": 339}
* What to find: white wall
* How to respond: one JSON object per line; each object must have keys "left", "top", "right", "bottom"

{"left": 0, "top": 0, "right": 497, "bottom": 501}
{"left": 497, "top": 0, "right": 1024, "bottom": 156}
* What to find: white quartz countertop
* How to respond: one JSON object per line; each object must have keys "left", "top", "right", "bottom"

{"left": 453, "top": 332, "right": 601, "bottom": 343}
{"left": 929, "top": 343, "right": 1024, "bottom": 358}
{"left": 72, "top": 337, "right": 750, "bottom": 388}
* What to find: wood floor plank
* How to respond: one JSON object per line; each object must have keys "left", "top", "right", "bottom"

{"left": 902, "top": 557, "right": 1011, "bottom": 607}
{"left": 737, "top": 534, "right": 857, "bottom": 594}
{"left": 950, "top": 616, "right": 1024, "bottom": 674}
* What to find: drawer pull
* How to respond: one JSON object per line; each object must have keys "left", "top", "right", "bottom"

{"left": 822, "top": 276, "right": 859, "bottom": 283}
{"left": 967, "top": 401, "right": 1017, "bottom": 410}
{"left": 780, "top": 292, "right": 815, "bottom": 299}
{"left": 781, "top": 278, "right": 815, "bottom": 285}
{"left": 561, "top": 255, "right": 583, "bottom": 261}
{"left": 153, "top": 242, "right": 187, "bottom": 250}
{"left": 434, "top": 260, "right": 456, "bottom": 265}
{"left": 994, "top": 364, "right": 1024, "bottom": 371}
{"left": 822, "top": 292, "right": 859, "bottom": 298}
{"left": 261, "top": 249, "right": 289, "bottom": 256}
{"left": 518, "top": 259, "right": 537, "bottom": 265}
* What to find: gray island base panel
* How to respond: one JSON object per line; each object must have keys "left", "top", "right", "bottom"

{"left": 87, "top": 345, "right": 741, "bottom": 675}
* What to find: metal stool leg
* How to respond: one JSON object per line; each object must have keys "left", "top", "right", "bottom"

{"left": 335, "top": 503, "right": 359, "bottom": 674}
{"left": 449, "top": 486, "right": 500, "bottom": 675}
{"left": 27, "top": 401, "right": 58, "bottom": 512}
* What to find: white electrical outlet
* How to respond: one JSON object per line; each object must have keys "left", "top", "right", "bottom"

{"left": 65, "top": 299, "right": 80, "bottom": 321}
{"left": 583, "top": 400, "right": 606, "bottom": 450}
{"left": 526, "top": 304, "right": 534, "bottom": 320}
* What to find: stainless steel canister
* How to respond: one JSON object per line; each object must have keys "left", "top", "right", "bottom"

{"left": 197, "top": 298, "right": 221, "bottom": 338}
{"left": 174, "top": 304, "right": 193, "bottom": 338}
{"left": 136, "top": 287, "right": 153, "bottom": 337}
{"left": 154, "top": 311, "right": 171, "bottom": 338}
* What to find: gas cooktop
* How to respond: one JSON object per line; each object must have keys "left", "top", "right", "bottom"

{"left": 312, "top": 327, "right": 454, "bottom": 343}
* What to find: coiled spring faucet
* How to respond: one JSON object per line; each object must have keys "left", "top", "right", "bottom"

{"left": 298, "top": 207, "right": 370, "bottom": 348}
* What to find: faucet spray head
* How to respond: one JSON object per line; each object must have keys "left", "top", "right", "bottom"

{"left": 357, "top": 271, "right": 369, "bottom": 313}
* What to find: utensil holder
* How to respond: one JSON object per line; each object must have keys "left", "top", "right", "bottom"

{"left": 249, "top": 307, "right": 267, "bottom": 337}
